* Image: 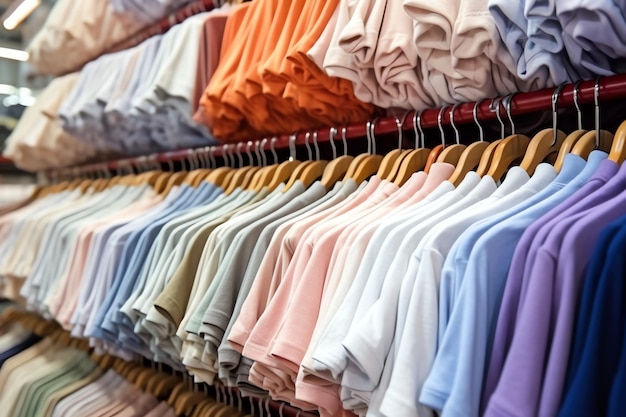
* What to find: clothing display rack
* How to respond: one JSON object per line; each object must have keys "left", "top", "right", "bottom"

{"left": 45, "top": 73, "right": 626, "bottom": 180}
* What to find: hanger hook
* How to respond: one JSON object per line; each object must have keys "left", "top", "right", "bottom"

{"left": 438, "top": 106, "right": 447, "bottom": 148}
{"left": 236, "top": 142, "right": 244, "bottom": 168}
{"left": 414, "top": 110, "right": 425, "bottom": 149}
{"left": 246, "top": 141, "right": 254, "bottom": 166}
{"left": 227, "top": 144, "right": 235, "bottom": 167}
{"left": 329, "top": 127, "right": 338, "bottom": 159}
{"left": 207, "top": 146, "right": 216, "bottom": 168}
{"left": 449, "top": 103, "right": 461, "bottom": 145}
{"left": 551, "top": 83, "right": 567, "bottom": 145}
{"left": 279, "top": 403, "right": 285, "bottom": 417}
{"left": 313, "top": 130, "right": 320, "bottom": 160}
{"left": 260, "top": 138, "right": 268, "bottom": 166}
{"left": 341, "top": 127, "right": 348, "bottom": 156}
{"left": 369, "top": 118, "right": 378, "bottom": 155}
{"left": 365, "top": 121, "right": 373, "bottom": 154}
{"left": 572, "top": 80, "right": 583, "bottom": 130}
{"left": 394, "top": 112, "right": 409, "bottom": 150}
{"left": 270, "top": 137, "right": 278, "bottom": 164}
{"left": 473, "top": 100, "right": 485, "bottom": 142}
{"left": 504, "top": 94, "right": 515, "bottom": 135}
{"left": 595, "top": 77, "right": 602, "bottom": 148}
{"left": 492, "top": 97, "right": 505, "bottom": 138}
{"left": 221, "top": 145, "right": 229, "bottom": 167}
{"left": 254, "top": 141, "right": 263, "bottom": 167}
{"left": 289, "top": 134, "right": 297, "bottom": 161}
{"left": 304, "top": 132, "right": 313, "bottom": 160}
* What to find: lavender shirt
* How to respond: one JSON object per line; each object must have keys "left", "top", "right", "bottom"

{"left": 485, "top": 160, "right": 626, "bottom": 417}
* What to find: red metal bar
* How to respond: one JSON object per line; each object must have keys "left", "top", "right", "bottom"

{"left": 46, "top": 73, "right": 626, "bottom": 179}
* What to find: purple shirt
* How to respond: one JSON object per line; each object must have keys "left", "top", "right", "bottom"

{"left": 484, "top": 159, "right": 623, "bottom": 417}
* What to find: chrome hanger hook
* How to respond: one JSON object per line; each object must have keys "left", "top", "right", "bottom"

{"left": 594, "top": 77, "right": 602, "bottom": 148}
{"left": 246, "top": 141, "right": 254, "bottom": 166}
{"left": 329, "top": 127, "right": 338, "bottom": 159}
{"left": 473, "top": 100, "right": 485, "bottom": 142}
{"left": 504, "top": 94, "right": 516, "bottom": 135}
{"left": 366, "top": 120, "right": 373, "bottom": 154}
{"left": 370, "top": 118, "right": 379, "bottom": 155}
{"left": 438, "top": 106, "right": 448, "bottom": 148}
{"left": 313, "top": 130, "right": 320, "bottom": 160}
{"left": 341, "top": 127, "right": 348, "bottom": 156}
{"left": 304, "top": 132, "right": 313, "bottom": 161}
{"left": 572, "top": 80, "right": 583, "bottom": 130}
{"left": 289, "top": 134, "right": 297, "bottom": 161}
{"left": 551, "top": 83, "right": 567, "bottom": 145}
{"left": 414, "top": 110, "right": 425, "bottom": 149}
{"left": 492, "top": 97, "right": 505, "bottom": 138}
{"left": 236, "top": 142, "right": 244, "bottom": 168}
{"left": 260, "top": 138, "right": 268, "bottom": 166}
{"left": 255, "top": 141, "right": 263, "bottom": 167}
{"left": 449, "top": 103, "right": 461, "bottom": 145}
{"left": 394, "top": 112, "right": 409, "bottom": 150}
{"left": 270, "top": 137, "right": 278, "bottom": 164}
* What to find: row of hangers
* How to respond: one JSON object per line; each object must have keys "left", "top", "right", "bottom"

{"left": 2, "top": 308, "right": 307, "bottom": 417}
{"left": 38, "top": 78, "right": 626, "bottom": 204}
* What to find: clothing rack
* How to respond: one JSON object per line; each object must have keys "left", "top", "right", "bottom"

{"left": 45, "top": 73, "right": 626, "bottom": 180}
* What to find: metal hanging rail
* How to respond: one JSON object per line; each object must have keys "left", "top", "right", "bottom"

{"left": 46, "top": 73, "right": 626, "bottom": 179}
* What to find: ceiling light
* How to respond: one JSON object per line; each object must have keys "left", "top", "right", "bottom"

{"left": 0, "top": 46, "right": 29, "bottom": 61}
{"left": 3, "top": 0, "right": 41, "bottom": 31}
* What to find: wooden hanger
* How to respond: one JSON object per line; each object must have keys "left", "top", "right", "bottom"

{"left": 608, "top": 119, "right": 626, "bottom": 164}
{"left": 571, "top": 129, "right": 614, "bottom": 159}
{"left": 553, "top": 81, "right": 586, "bottom": 172}
{"left": 448, "top": 141, "right": 491, "bottom": 186}
{"left": 251, "top": 138, "right": 283, "bottom": 192}
{"left": 321, "top": 155, "right": 353, "bottom": 189}
{"left": 448, "top": 101, "right": 492, "bottom": 186}
{"left": 519, "top": 128, "right": 567, "bottom": 174}
{"left": 487, "top": 133, "right": 531, "bottom": 182}
{"left": 436, "top": 105, "right": 467, "bottom": 166}
{"left": 571, "top": 79, "right": 615, "bottom": 160}
{"left": 350, "top": 120, "right": 384, "bottom": 183}
{"left": 520, "top": 85, "right": 569, "bottom": 174}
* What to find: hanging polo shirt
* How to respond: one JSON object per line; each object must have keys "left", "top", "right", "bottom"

{"left": 382, "top": 164, "right": 554, "bottom": 417}
{"left": 292, "top": 173, "right": 428, "bottom": 413}
{"left": 307, "top": 167, "right": 459, "bottom": 384}
{"left": 95, "top": 185, "right": 199, "bottom": 356}
{"left": 150, "top": 188, "right": 262, "bottom": 334}
{"left": 21, "top": 186, "right": 137, "bottom": 311}
{"left": 179, "top": 183, "right": 319, "bottom": 381}
{"left": 160, "top": 182, "right": 322, "bottom": 362}
{"left": 225, "top": 177, "right": 377, "bottom": 356}
{"left": 40, "top": 366, "right": 103, "bottom": 417}
{"left": 219, "top": 181, "right": 357, "bottom": 385}
{"left": 38, "top": 186, "right": 152, "bottom": 321}
{"left": 174, "top": 187, "right": 273, "bottom": 349}
{"left": 67, "top": 192, "right": 167, "bottom": 336}
{"left": 195, "top": 182, "right": 329, "bottom": 373}
{"left": 557, "top": 217, "right": 626, "bottom": 417}
{"left": 18, "top": 352, "right": 96, "bottom": 417}
{"left": 338, "top": 170, "right": 503, "bottom": 409}
{"left": 111, "top": 184, "right": 216, "bottom": 353}
{"left": 485, "top": 160, "right": 626, "bottom": 417}
{"left": 83, "top": 186, "right": 186, "bottom": 345}
{"left": 342, "top": 168, "right": 530, "bottom": 413}
{"left": 479, "top": 151, "right": 604, "bottom": 409}
{"left": 608, "top": 317, "right": 626, "bottom": 417}
{"left": 493, "top": 156, "right": 618, "bottom": 361}
{"left": 298, "top": 173, "right": 428, "bottom": 378}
